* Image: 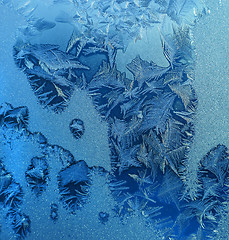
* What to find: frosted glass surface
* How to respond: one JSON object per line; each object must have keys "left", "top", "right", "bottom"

{"left": 0, "top": 1, "right": 228, "bottom": 239}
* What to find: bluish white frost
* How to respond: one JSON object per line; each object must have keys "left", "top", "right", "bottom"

{"left": 8, "top": 210, "right": 31, "bottom": 239}
{"left": 157, "top": 169, "right": 183, "bottom": 208}
{"left": 140, "top": 92, "right": 176, "bottom": 134}
{"left": 117, "top": 0, "right": 207, "bottom": 77}
{"left": 13, "top": 41, "right": 89, "bottom": 113}
{"left": 0, "top": 101, "right": 205, "bottom": 239}
{"left": 15, "top": 43, "right": 89, "bottom": 72}
{"left": 1, "top": 0, "right": 228, "bottom": 239}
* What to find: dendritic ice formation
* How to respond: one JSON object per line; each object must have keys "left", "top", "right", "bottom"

{"left": 1, "top": 103, "right": 229, "bottom": 240}
{"left": 1, "top": 0, "right": 228, "bottom": 240}
{"left": 13, "top": 42, "right": 89, "bottom": 113}
{"left": 58, "top": 160, "right": 91, "bottom": 212}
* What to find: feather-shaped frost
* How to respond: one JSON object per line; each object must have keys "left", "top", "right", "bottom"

{"left": 65, "top": 28, "right": 95, "bottom": 56}
{"left": 161, "top": 119, "right": 191, "bottom": 173}
{"left": 200, "top": 145, "right": 229, "bottom": 186}
{"left": 0, "top": 173, "right": 12, "bottom": 195}
{"left": 105, "top": 37, "right": 118, "bottom": 68}
{"left": 109, "top": 117, "right": 140, "bottom": 148}
{"left": 25, "top": 157, "right": 49, "bottom": 196}
{"left": 2, "top": 105, "right": 29, "bottom": 131}
{"left": 136, "top": 142, "right": 153, "bottom": 169}
{"left": 13, "top": 42, "right": 88, "bottom": 113}
{"left": 0, "top": 161, "right": 13, "bottom": 196}
{"left": 8, "top": 210, "right": 31, "bottom": 239}
{"left": 0, "top": 102, "right": 13, "bottom": 116}
{"left": 157, "top": 169, "right": 183, "bottom": 209}
{"left": 82, "top": 46, "right": 108, "bottom": 56}
{"left": 126, "top": 55, "right": 169, "bottom": 88}
{"left": 53, "top": 0, "right": 161, "bottom": 60}
{"left": 167, "top": 0, "right": 206, "bottom": 26}
{"left": 160, "top": 25, "right": 195, "bottom": 71}
{"left": 58, "top": 160, "right": 91, "bottom": 212}
{"left": 111, "top": 140, "right": 141, "bottom": 174}
{"left": 169, "top": 79, "right": 197, "bottom": 111}
{"left": 162, "top": 119, "right": 184, "bottom": 149}
{"left": 140, "top": 93, "right": 176, "bottom": 134}
{"left": 26, "top": 72, "right": 72, "bottom": 113}
{"left": 26, "top": 67, "right": 73, "bottom": 88}
{"left": 128, "top": 169, "right": 155, "bottom": 189}
{"left": 201, "top": 178, "right": 222, "bottom": 201}
{"left": 185, "top": 199, "right": 219, "bottom": 228}
{"left": 142, "top": 130, "right": 180, "bottom": 175}
{"left": 89, "top": 62, "right": 127, "bottom": 119}
{"left": 120, "top": 97, "right": 145, "bottom": 120}
{"left": 1, "top": 182, "right": 23, "bottom": 208}
{"left": 15, "top": 43, "right": 89, "bottom": 73}
{"left": 142, "top": 131, "right": 165, "bottom": 171}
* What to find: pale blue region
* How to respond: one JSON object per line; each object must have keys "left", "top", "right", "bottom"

{"left": 188, "top": 1, "right": 229, "bottom": 238}
{"left": 27, "top": 87, "right": 111, "bottom": 170}
{"left": 0, "top": 5, "right": 37, "bottom": 108}
{"left": 185, "top": 0, "right": 229, "bottom": 201}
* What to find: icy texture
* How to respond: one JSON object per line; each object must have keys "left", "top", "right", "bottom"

{"left": 1, "top": 0, "right": 228, "bottom": 240}
{"left": 184, "top": 0, "right": 229, "bottom": 200}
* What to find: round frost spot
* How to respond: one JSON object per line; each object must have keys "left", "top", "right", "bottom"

{"left": 69, "top": 118, "right": 85, "bottom": 139}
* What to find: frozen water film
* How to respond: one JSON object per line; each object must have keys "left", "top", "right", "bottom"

{"left": 0, "top": 0, "right": 228, "bottom": 239}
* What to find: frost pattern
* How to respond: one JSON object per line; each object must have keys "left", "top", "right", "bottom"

{"left": 2, "top": 0, "right": 227, "bottom": 240}
{"left": 13, "top": 42, "right": 89, "bottom": 113}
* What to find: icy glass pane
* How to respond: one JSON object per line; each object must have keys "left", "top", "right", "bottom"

{"left": 0, "top": 0, "right": 228, "bottom": 239}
